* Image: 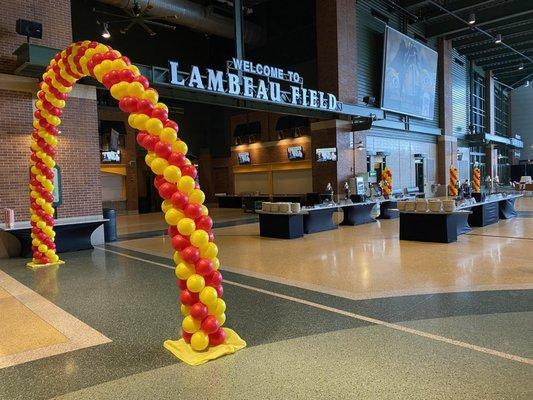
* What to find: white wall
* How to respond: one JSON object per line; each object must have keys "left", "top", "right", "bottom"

{"left": 234, "top": 172, "right": 270, "bottom": 194}
{"left": 272, "top": 170, "right": 312, "bottom": 194}
{"left": 366, "top": 135, "right": 437, "bottom": 191}
{"left": 511, "top": 85, "right": 533, "bottom": 161}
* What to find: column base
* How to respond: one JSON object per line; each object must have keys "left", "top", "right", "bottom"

{"left": 26, "top": 260, "right": 65, "bottom": 269}
{"left": 164, "top": 328, "right": 246, "bottom": 366}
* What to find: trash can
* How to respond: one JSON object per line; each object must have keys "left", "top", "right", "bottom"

{"left": 102, "top": 208, "right": 117, "bottom": 242}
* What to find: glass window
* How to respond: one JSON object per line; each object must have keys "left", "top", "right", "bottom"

{"left": 470, "top": 72, "right": 485, "bottom": 134}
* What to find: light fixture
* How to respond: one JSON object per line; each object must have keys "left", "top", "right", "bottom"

{"left": 518, "top": 62, "right": 524, "bottom": 70}
{"left": 468, "top": 13, "right": 476, "bottom": 25}
{"left": 101, "top": 22, "right": 111, "bottom": 39}
{"left": 495, "top": 34, "right": 502, "bottom": 44}
{"left": 525, "top": 81, "right": 530, "bottom": 88}
{"left": 356, "top": 141, "right": 365, "bottom": 151}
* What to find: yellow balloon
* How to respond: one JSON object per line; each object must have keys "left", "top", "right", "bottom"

{"left": 216, "top": 313, "right": 226, "bottom": 326}
{"left": 36, "top": 197, "right": 45, "bottom": 206}
{"left": 201, "top": 205, "right": 209, "bottom": 216}
{"left": 190, "top": 229, "right": 209, "bottom": 248}
{"left": 142, "top": 88, "right": 159, "bottom": 104}
{"left": 145, "top": 118, "right": 164, "bottom": 135}
{"left": 145, "top": 152, "right": 156, "bottom": 166}
{"left": 49, "top": 254, "right": 59, "bottom": 263}
{"left": 177, "top": 218, "right": 196, "bottom": 236}
{"left": 200, "top": 242, "right": 218, "bottom": 259}
{"left": 186, "top": 274, "right": 205, "bottom": 293}
{"left": 159, "top": 127, "right": 177, "bottom": 144}
{"left": 45, "top": 249, "right": 55, "bottom": 258}
{"left": 208, "top": 298, "right": 226, "bottom": 315}
{"left": 163, "top": 165, "right": 181, "bottom": 183}
{"left": 154, "top": 102, "right": 168, "bottom": 111}
{"left": 133, "top": 113, "right": 150, "bottom": 130}
{"left": 165, "top": 208, "right": 184, "bottom": 226}
{"left": 37, "top": 221, "right": 46, "bottom": 229}
{"left": 190, "top": 331, "right": 209, "bottom": 351}
{"left": 199, "top": 286, "right": 218, "bottom": 306}
{"left": 173, "top": 251, "right": 183, "bottom": 265}
{"left": 127, "top": 81, "right": 145, "bottom": 98}
{"left": 171, "top": 140, "right": 188, "bottom": 155}
{"left": 175, "top": 262, "right": 195, "bottom": 280}
{"left": 32, "top": 239, "right": 40, "bottom": 247}
{"left": 189, "top": 189, "right": 205, "bottom": 205}
{"left": 182, "top": 316, "right": 200, "bottom": 333}
{"left": 110, "top": 81, "right": 129, "bottom": 99}
{"left": 127, "top": 113, "right": 137, "bottom": 128}
{"left": 38, "top": 244, "right": 48, "bottom": 253}
{"left": 178, "top": 176, "right": 195, "bottom": 194}
{"left": 161, "top": 199, "right": 172, "bottom": 213}
{"left": 181, "top": 304, "right": 190, "bottom": 316}
{"left": 150, "top": 157, "right": 169, "bottom": 175}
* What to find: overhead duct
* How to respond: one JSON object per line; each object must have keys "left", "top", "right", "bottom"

{"left": 95, "top": 0, "right": 265, "bottom": 46}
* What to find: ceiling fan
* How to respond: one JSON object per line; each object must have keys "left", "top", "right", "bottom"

{"left": 93, "top": 0, "right": 176, "bottom": 37}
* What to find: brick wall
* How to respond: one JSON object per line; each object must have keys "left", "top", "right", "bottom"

{"left": 0, "top": 0, "right": 73, "bottom": 74}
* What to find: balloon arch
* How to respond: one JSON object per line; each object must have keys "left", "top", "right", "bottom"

{"left": 29, "top": 41, "right": 245, "bottom": 365}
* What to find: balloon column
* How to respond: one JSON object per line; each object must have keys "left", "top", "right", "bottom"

{"left": 29, "top": 41, "right": 245, "bottom": 365}
{"left": 472, "top": 167, "right": 481, "bottom": 193}
{"left": 449, "top": 166, "right": 458, "bottom": 197}
{"left": 380, "top": 167, "right": 393, "bottom": 198}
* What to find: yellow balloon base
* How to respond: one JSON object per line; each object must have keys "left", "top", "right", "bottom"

{"left": 164, "top": 328, "right": 246, "bottom": 366}
{"left": 26, "top": 260, "right": 65, "bottom": 269}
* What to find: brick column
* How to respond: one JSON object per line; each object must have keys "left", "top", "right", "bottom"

{"left": 485, "top": 144, "right": 497, "bottom": 179}
{"left": 436, "top": 38, "right": 457, "bottom": 186}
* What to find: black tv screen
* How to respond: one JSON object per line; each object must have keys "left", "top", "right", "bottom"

{"left": 381, "top": 26, "right": 438, "bottom": 120}
{"left": 288, "top": 146, "right": 304, "bottom": 160}
{"left": 237, "top": 152, "right": 251, "bottom": 165}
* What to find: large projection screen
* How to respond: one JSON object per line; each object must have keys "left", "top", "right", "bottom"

{"left": 381, "top": 26, "right": 438, "bottom": 120}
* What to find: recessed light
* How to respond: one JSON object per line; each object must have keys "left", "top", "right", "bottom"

{"left": 518, "top": 63, "right": 524, "bottom": 70}
{"left": 495, "top": 34, "right": 502, "bottom": 44}
{"left": 468, "top": 13, "right": 476, "bottom": 25}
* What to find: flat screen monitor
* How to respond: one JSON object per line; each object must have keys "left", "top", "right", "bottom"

{"left": 237, "top": 152, "right": 251, "bottom": 165}
{"left": 316, "top": 148, "right": 337, "bottom": 162}
{"left": 381, "top": 26, "right": 438, "bottom": 120}
{"left": 287, "top": 146, "right": 304, "bottom": 160}
{"left": 101, "top": 150, "right": 121, "bottom": 163}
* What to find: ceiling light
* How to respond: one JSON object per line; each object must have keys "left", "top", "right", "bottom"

{"left": 518, "top": 63, "right": 524, "bottom": 70}
{"left": 356, "top": 141, "right": 365, "bottom": 151}
{"left": 495, "top": 34, "right": 502, "bottom": 44}
{"left": 525, "top": 81, "right": 530, "bottom": 87}
{"left": 468, "top": 13, "right": 476, "bottom": 25}
{"left": 102, "top": 22, "right": 111, "bottom": 39}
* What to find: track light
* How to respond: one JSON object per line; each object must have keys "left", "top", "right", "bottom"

{"left": 518, "top": 63, "right": 524, "bottom": 70}
{"left": 356, "top": 141, "right": 365, "bottom": 151}
{"left": 468, "top": 13, "right": 476, "bottom": 25}
{"left": 525, "top": 81, "right": 530, "bottom": 88}
{"left": 495, "top": 34, "right": 502, "bottom": 44}
{"left": 102, "top": 22, "right": 111, "bottom": 39}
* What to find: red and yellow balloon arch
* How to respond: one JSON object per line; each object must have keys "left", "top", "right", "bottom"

{"left": 29, "top": 40, "right": 245, "bottom": 365}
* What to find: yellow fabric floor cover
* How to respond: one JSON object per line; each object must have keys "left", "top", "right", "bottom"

{"left": 26, "top": 260, "right": 65, "bottom": 269}
{"left": 164, "top": 328, "right": 246, "bottom": 366}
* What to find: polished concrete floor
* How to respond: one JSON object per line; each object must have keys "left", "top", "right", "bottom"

{"left": 0, "top": 197, "right": 531, "bottom": 399}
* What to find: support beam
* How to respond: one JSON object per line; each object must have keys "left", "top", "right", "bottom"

{"left": 484, "top": 71, "right": 495, "bottom": 135}
{"left": 477, "top": 56, "right": 530, "bottom": 68}
{"left": 427, "top": 2, "right": 533, "bottom": 38}
{"left": 471, "top": 47, "right": 533, "bottom": 63}
{"left": 461, "top": 37, "right": 533, "bottom": 57}
{"left": 447, "top": 14, "right": 533, "bottom": 41}
{"left": 234, "top": 0, "right": 244, "bottom": 60}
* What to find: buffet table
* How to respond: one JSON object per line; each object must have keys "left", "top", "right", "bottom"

{"left": 257, "top": 211, "right": 304, "bottom": 239}
{"left": 377, "top": 199, "right": 400, "bottom": 219}
{"left": 340, "top": 202, "right": 377, "bottom": 226}
{"left": 0, "top": 217, "right": 108, "bottom": 257}
{"left": 399, "top": 211, "right": 471, "bottom": 243}
{"left": 303, "top": 202, "right": 377, "bottom": 233}
{"left": 215, "top": 194, "right": 242, "bottom": 209}
{"left": 458, "top": 194, "right": 522, "bottom": 227}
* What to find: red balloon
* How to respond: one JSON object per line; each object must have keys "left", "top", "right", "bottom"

{"left": 184, "top": 203, "right": 202, "bottom": 219}
{"left": 137, "top": 99, "right": 154, "bottom": 115}
{"left": 32, "top": 227, "right": 40, "bottom": 234}
{"left": 103, "top": 50, "right": 117, "bottom": 61}
{"left": 170, "top": 191, "right": 189, "bottom": 209}
{"left": 215, "top": 285, "right": 223, "bottom": 298}
{"left": 33, "top": 251, "right": 43, "bottom": 259}
{"left": 177, "top": 279, "right": 187, "bottom": 290}
{"left": 181, "top": 245, "right": 200, "bottom": 264}
{"left": 190, "top": 302, "right": 208, "bottom": 320}
{"left": 208, "top": 231, "right": 215, "bottom": 242}
{"left": 151, "top": 107, "right": 168, "bottom": 122}
{"left": 181, "top": 165, "right": 197, "bottom": 178}
{"left": 136, "top": 132, "right": 148, "bottom": 146}
{"left": 195, "top": 258, "right": 214, "bottom": 276}
{"left": 153, "top": 175, "right": 165, "bottom": 189}
{"left": 171, "top": 234, "right": 190, "bottom": 251}
{"left": 119, "top": 96, "right": 138, "bottom": 113}
{"left": 40, "top": 256, "right": 50, "bottom": 264}
{"left": 180, "top": 289, "right": 198, "bottom": 306}
{"left": 142, "top": 134, "right": 158, "bottom": 151}
{"left": 168, "top": 152, "right": 186, "bottom": 167}
{"left": 154, "top": 141, "right": 172, "bottom": 158}
{"left": 205, "top": 270, "right": 222, "bottom": 286}
{"left": 134, "top": 75, "right": 150, "bottom": 89}
{"left": 209, "top": 328, "right": 226, "bottom": 346}
{"left": 165, "top": 120, "right": 179, "bottom": 132}
{"left": 44, "top": 168, "right": 54, "bottom": 180}
{"left": 168, "top": 225, "right": 179, "bottom": 237}
{"left": 38, "top": 232, "right": 47, "bottom": 241}
{"left": 158, "top": 182, "right": 177, "bottom": 199}
{"left": 47, "top": 242, "right": 56, "bottom": 250}
{"left": 119, "top": 68, "right": 135, "bottom": 82}
{"left": 201, "top": 315, "right": 220, "bottom": 335}
{"left": 196, "top": 216, "right": 213, "bottom": 231}
{"left": 182, "top": 330, "right": 192, "bottom": 343}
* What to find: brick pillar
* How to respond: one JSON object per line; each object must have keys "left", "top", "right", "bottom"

{"left": 437, "top": 38, "right": 457, "bottom": 186}
{"left": 484, "top": 70, "right": 495, "bottom": 135}
{"left": 485, "top": 144, "right": 497, "bottom": 179}
{"left": 316, "top": 0, "right": 357, "bottom": 104}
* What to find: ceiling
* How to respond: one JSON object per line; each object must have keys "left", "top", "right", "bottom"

{"left": 399, "top": 0, "right": 533, "bottom": 88}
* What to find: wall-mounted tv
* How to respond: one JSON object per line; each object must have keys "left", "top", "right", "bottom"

{"left": 237, "top": 152, "right": 251, "bottom": 165}
{"left": 288, "top": 146, "right": 304, "bottom": 161}
{"left": 316, "top": 148, "right": 337, "bottom": 162}
{"left": 101, "top": 150, "right": 121, "bottom": 163}
{"left": 381, "top": 26, "right": 438, "bottom": 120}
